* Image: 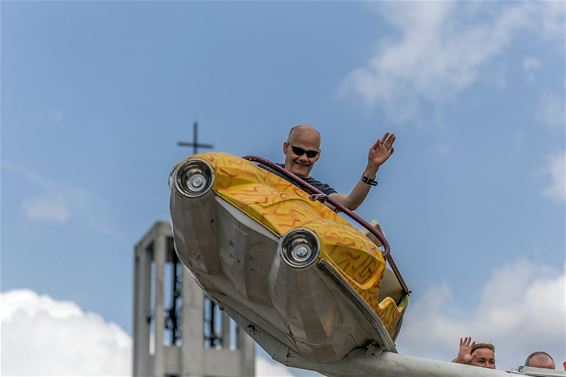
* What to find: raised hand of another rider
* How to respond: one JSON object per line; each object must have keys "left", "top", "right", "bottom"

{"left": 452, "top": 337, "right": 474, "bottom": 364}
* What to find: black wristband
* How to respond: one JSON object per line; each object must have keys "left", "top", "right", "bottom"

{"left": 361, "top": 175, "right": 378, "bottom": 186}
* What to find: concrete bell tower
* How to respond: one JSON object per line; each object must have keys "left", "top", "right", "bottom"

{"left": 132, "top": 221, "right": 256, "bottom": 377}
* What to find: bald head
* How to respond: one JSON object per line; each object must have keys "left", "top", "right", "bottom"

{"left": 283, "top": 124, "right": 321, "bottom": 178}
{"left": 525, "top": 352, "right": 555, "bottom": 369}
{"left": 287, "top": 125, "right": 321, "bottom": 144}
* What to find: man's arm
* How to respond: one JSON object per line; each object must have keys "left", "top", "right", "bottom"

{"left": 329, "top": 132, "right": 395, "bottom": 211}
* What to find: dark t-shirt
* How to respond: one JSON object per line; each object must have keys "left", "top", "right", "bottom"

{"left": 302, "top": 176, "right": 337, "bottom": 196}
{"left": 261, "top": 163, "right": 337, "bottom": 195}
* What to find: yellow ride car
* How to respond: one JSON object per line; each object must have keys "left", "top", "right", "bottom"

{"left": 169, "top": 152, "right": 409, "bottom": 363}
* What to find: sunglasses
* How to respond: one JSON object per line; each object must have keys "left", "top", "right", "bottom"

{"left": 290, "top": 145, "right": 319, "bottom": 158}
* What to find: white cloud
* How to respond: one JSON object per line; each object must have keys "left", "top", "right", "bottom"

{"left": 397, "top": 259, "right": 565, "bottom": 370}
{"left": 1, "top": 289, "right": 131, "bottom": 376}
{"left": 0, "top": 290, "right": 309, "bottom": 377}
{"left": 256, "top": 356, "right": 297, "bottom": 377}
{"left": 542, "top": 151, "right": 565, "bottom": 202}
{"left": 2, "top": 162, "right": 122, "bottom": 236}
{"left": 340, "top": 1, "right": 565, "bottom": 122}
{"left": 22, "top": 194, "right": 70, "bottom": 223}
{"left": 522, "top": 56, "right": 541, "bottom": 82}
{"left": 536, "top": 92, "right": 566, "bottom": 128}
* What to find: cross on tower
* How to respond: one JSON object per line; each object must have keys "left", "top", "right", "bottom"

{"left": 177, "top": 121, "right": 214, "bottom": 155}
{"left": 175, "top": 121, "right": 220, "bottom": 347}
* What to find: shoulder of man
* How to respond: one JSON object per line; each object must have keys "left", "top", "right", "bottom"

{"left": 303, "top": 176, "right": 337, "bottom": 195}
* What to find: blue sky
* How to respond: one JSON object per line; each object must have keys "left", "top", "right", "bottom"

{"left": 1, "top": 1, "right": 564, "bottom": 375}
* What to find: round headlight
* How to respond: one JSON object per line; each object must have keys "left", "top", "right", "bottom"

{"left": 173, "top": 159, "right": 214, "bottom": 198}
{"left": 279, "top": 228, "right": 320, "bottom": 269}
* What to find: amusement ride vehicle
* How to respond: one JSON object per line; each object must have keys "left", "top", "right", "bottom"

{"left": 169, "top": 152, "right": 564, "bottom": 377}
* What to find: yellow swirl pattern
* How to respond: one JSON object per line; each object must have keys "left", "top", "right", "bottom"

{"left": 190, "top": 152, "right": 406, "bottom": 338}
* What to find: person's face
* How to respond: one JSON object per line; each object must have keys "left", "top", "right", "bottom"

{"left": 283, "top": 127, "right": 320, "bottom": 178}
{"left": 470, "top": 348, "right": 496, "bottom": 369}
{"left": 527, "top": 355, "right": 555, "bottom": 369}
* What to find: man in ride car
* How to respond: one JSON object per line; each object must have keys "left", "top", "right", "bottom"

{"left": 282, "top": 124, "right": 396, "bottom": 211}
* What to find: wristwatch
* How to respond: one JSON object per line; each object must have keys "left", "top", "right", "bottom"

{"left": 361, "top": 175, "right": 378, "bottom": 186}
